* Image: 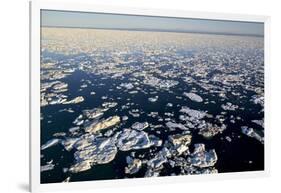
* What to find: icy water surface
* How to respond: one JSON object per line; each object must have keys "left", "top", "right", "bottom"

{"left": 40, "top": 28, "right": 264, "bottom": 183}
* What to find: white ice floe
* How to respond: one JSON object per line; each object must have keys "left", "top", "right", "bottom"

{"left": 165, "top": 121, "right": 189, "bottom": 131}
{"left": 241, "top": 126, "right": 264, "bottom": 144}
{"left": 125, "top": 156, "right": 142, "bottom": 175}
{"left": 63, "top": 96, "right": 84, "bottom": 104}
{"left": 41, "top": 139, "right": 61, "bottom": 150}
{"left": 145, "top": 147, "right": 171, "bottom": 177}
{"left": 143, "top": 76, "right": 178, "bottom": 90}
{"left": 188, "top": 144, "right": 218, "bottom": 168}
{"left": 69, "top": 137, "right": 118, "bottom": 173}
{"left": 148, "top": 96, "right": 158, "bottom": 102}
{"left": 84, "top": 116, "right": 121, "bottom": 134}
{"left": 120, "top": 83, "right": 134, "bottom": 90}
{"left": 102, "top": 102, "right": 118, "bottom": 108}
{"left": 251, "top": 120, "right": 264, "bottom": 128}
{"left": 41, "top": 161, "right": 55, "bottom": 172}
{"left": 183, "top": 92, "right": 203, "bottom": 102}
{"left": 116, "top": 129, "right": 152, "bottom": 151}
{"left": 166, "top": 103, "right": 173, "bottom": 107}
{"left": 168, "top": 133, "right": 192, "bottom": 156}
{"left": 179, "top": 106, "right": 206, "bottom": 120}
{"left": 53, "top": 82, "right": 68, "bottom": 90}
{"left": 69, "top": 126, "right": 80, "bottom": 133}
{"left": 122, "top": 116, "right": 129, "bottom": 121}
{"left": 61, "top": 138, "right": 80, "bottom": 151}
{"left": 131, "top": 122, "right": 149, "bottom": 130}
{"left": 83, "top": 108, "right": 106, "bottom": 119}
{"left": 221, "top": 102, "right": 238, "bottom": 111}
{"left": 198, "top": 123, "right": 226, "bottom": 138}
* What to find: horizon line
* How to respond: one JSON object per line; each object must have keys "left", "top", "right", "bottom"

{"left": 41, "top": 25, "right": 264, "bottom": 37}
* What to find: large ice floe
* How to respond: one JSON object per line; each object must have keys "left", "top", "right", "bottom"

{"left": 69, "top": 137, "right": 118, "bottom": 173}
{"left": 84, "top": 116, "right": 121, "bottom": 134}
{"left": 116, "top": 129, "right": 153, "bottom": 151}
{"left": 42, "top": 116, "right": 162, "bottom": 174}
{"left": 188, "top": 144, "right": 218, "bottom": 168}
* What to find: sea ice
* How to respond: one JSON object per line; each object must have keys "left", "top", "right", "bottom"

{"left": 63, "top": 96, "right": 84, "bottom": 104}
{"left": 41, "top": 138, "right": 61, "bottom": 150}
{"left": 69, "top": 137, "right": 118, "bottom": 173}
{"left": 198, "top": 123, "right": 226, "bottom": 138}
{"left": 188, "top": 144, "right": 218, "bottom": 168}
{"left": 179, "top": 106, "right": 206, "bottom": 120}
{"left": 125, "top": 156, "right": 142, "bottom": 174}
{"left": 241, "top": 126, "right": 264, "bottom": 144}
{"left": 221, "top": 102, "right": 238, "bottom": 111}
{"left": 166, "top": 121, "right": 189, "bottom": 131}
{"left": 116, "top": 129, "right": 152, "bottom": 151}
{"left": 41, "top": 161, "right": 55, "bottom": 172}
{"left": 148, "top": 96, "right": 158, "bottom": 102}
{"left": 183, "top": 92, "right": 203, "bottom": 102}
{"left": 131, "top": 122, "right": 149, "bottom": 130}
{"left": 84, "top": 116, "right": 121, "bottom": 134}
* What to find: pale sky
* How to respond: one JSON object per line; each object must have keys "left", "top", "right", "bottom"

{"left": 41, "top": 10, "right": 264, "bottom": 36}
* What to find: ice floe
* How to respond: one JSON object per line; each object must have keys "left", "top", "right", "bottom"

{"left": 131, "top": 122, "right": 149, "bottom": 130}
{"left": 188, "top": 144, "right": 218, "bottom": 168}
{"left": 116, "top": 129, "right": 152, "bottom": 151}
{"left": 166, "top": 121, "right": 189, "bottom": 131}
{"left": 69, "top": 137, "right": 118, "bottom": 173}
{"left": 183, "top": 92, "right": 203, "bottom": 102}
{"left": 179, "top": 106, "right": 206, "bottom": 120}
{"left": 63, "top": 96, "right": 84, "bottom": 104}
{"left": 125, "top": 156, "right": 142, "bottom": 175}
{"left": 41, "top": 161, "right": 55, "bottom": 172}
{"left": 41, "top": 139, "right": 61, "bottom": 150}
{"left": 84, "top": 116, "right": 121, "bottom": 134}
{"left": 241, "top": 126, "right": 264, "bottom": 144}
{"left": 221, "top": 102, "right": 238, "bottom": 111}
{"left": 198, "top": 123, "right": 226, "bottom": 138}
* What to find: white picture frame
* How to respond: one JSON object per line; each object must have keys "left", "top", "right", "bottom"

{"left": 30, "top": 1, "right": 270, "bottom": 192}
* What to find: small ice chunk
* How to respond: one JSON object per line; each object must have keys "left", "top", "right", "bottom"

{"left": 221, "top": 102, "right": 238, "bottom": 111}
{"left": 241, "top": 126, "right": 264, "bottom": 144}
{"left": 41, "top": 139, "right": 61, "bottom": 150}
{"left": 179, "top": 106, "right": 206, "bottom": 120}
{"left": 125, "top": 156, "right": 142, "bottom": 174}
{"left": 131, "top": 122, "right": 149, "bottom": 130}
{"left": 183, "top": 92, "right": 203, "bottom": 102}
{"left": 41, "top": 162, "right": 55, "bottom": 172}
{"left": 63, "top": 96, "right": 84, "bottom": 104}
{"left": 120, "top": 83, "right": 134, "bottom": 90}
{"left": 166, "top": 121, "right": 189, "bottom": 130}
{"left": 148, "top": 96, "right": 158, "bottom": 102}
